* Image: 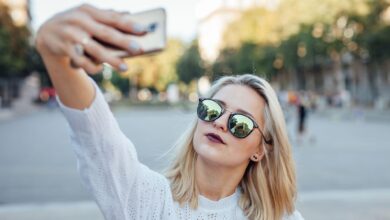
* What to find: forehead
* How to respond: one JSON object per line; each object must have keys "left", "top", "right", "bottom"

{"left": 212, "top": 84, "right": 266, "bottom": 123}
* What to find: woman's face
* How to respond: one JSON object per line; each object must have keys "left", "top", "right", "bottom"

{"left": 193, "top": 84, "right": 267, "bottom": 168}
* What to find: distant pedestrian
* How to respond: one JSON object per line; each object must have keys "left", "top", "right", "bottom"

{"left": 296, "top": 91, "right": 313, "bottom": 145}
{"left": 298, "top": 100, "right": 307, "bottom": 135}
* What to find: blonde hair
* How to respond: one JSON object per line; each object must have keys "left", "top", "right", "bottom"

{"left": 165, "top": 74, "right": 296, "bottom": 220}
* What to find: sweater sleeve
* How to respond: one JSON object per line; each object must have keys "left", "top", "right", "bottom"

{"left": 283, "top": 210, "right": 304, "bottom": 220}
{"left": 56, "top": 78, "right": 170, "bottom": 220}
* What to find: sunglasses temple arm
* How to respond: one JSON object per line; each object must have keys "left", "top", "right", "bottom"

{"left": 260, "top": 130, "right": 272, "bottom": 145}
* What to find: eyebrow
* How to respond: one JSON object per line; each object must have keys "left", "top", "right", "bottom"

{"left": 214, "top": 99, "right": 256, "bottom": 120}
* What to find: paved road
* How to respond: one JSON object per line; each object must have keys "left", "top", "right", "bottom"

{"left": 0, "top": 105, "right": 389, "bottom": 219}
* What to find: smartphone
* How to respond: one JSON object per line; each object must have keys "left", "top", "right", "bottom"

{"left": 100, "top": 8, "right": 167, "bottom": 58}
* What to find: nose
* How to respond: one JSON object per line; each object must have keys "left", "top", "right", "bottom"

{"left": 213, "top": 111, "right": 229, "bottom": 132}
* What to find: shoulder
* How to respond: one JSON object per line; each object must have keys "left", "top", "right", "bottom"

{"left": 135, "top": 163, "right": 171, "bottom": 194}
{"left": 283, "top": 210, "right": 304, "bottom": 220}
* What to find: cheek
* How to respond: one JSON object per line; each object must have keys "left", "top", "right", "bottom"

{"left": 231, "top": 136, "right": 261, "bottom": 158}
{"left": 193, "top": 120, "right": 211, "bottom": 142}
{"left": 192, "top": 121, "right": 203, "bottom": 149}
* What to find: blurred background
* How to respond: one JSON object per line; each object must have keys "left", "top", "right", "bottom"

{"left": 1, "top": 0, "right": 390, "bottom": 219}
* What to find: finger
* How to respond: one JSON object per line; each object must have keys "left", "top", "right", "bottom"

{"left": 66, "top": 42, "right": 103, "bottom": 74}
{"left": 77, "top": 5, "right": 147, "bottom": 36}
{"left": 83, "top": 38, "right": 130, "bottom": 72}
{"left": 60, "top": 25, "right": 129, "bottom": 71}
{"left": 65, "top": 9, "right": 143, "bottom": 54}
{"left": 75, "top": 19, "right": 143, "bottom": 55}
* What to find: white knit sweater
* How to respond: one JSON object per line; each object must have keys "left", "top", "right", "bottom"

{"left": 57, "top": 79, "right": 304, "bottom": 220}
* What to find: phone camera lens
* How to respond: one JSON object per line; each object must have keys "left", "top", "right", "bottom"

{"left": 147, "top": 22, "right": 158, "bottom": 32}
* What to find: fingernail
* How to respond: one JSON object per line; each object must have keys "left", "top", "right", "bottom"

{"left": 132, "top": 23, "right": 146, "bottom": 33}
{"left": 128, "top": 41, "right": 140, "bottom": 52}
{"left": 119, "top": 63, "right": 128, "bottom": 72}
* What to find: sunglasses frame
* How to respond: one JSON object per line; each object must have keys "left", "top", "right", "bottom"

{"left": 198, "top": 98, "right": 272, "bottom": 143}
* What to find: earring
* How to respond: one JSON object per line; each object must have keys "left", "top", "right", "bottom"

{"left": 251, "top": 155, "right": 258, "bottom": 161}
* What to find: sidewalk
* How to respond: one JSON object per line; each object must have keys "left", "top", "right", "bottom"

{"left": 0, "top": 201, "right": 104, "bottom": 220}
{"left": 1, "top": 189, "right": 389, "bottom": 220}
{"left": 312, "top": 107, "right": 390, "bottom": 123}
{"left": 0, "top": 108, "right": 14, "bottom": 121}
{"left": 0, "top": 102, "right": 42, "bottom": 122}
{"left": 0, "top": 76, "right": 43, "bottom": 122}
{"left": 296, "top": 189, "right": 390, "bottom": 220}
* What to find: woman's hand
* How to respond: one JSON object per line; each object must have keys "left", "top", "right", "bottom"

{"left": 36, "top": 4, "right": 146, "bottom": 74}
{"left": 34, "top": 4, "right": 148, "bottom": 109}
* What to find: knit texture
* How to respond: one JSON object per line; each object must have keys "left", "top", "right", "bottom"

{"left": 57, "top": 78, "right": 304, "bottom": 220}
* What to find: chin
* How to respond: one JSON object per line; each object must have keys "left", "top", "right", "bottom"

{"left": 193, "top": 139, "right": 249, "bottom": 169}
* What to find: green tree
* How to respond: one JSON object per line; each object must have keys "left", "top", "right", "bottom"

{"left": 349, "top": 0, "right": 390, "bottom": 61}
{"left": 110, "top": 70, "right": 130, "bottom": 97}
{"left": 366, "top": 27, "right": 390, "bottom": 62}
{"left": 176, "top": 41, "right": 205, "bottom": 84}
{"left": 125, "top": 38, "right": 185, "bottom": 92}
{"left": 222, "top": 0, "right": 370, "bottom": 50}
{"left": 24, "top": 47, "right": 55, "bottom": 90}
{"left": 212, "top": 48, "right": 239, "bottom": 77}
{"left": 0, "top": 3, "right": 30, "bottom": 78}
{"left": 216, "top": 0, "right": 377, "bottom": 91}
{"left": 345, "top": 0, "right": 390, "bottom": 100}
{"left": 212, "top": 43, "right": 276, "bottom": 80}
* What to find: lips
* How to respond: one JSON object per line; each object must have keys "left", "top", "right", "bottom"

{"left": 205, "top": 133, "right": 225, "bottom": 144}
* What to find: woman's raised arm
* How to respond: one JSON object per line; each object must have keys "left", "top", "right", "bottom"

{"left": 34, "top": 6, "right": 173, "bottom": 219}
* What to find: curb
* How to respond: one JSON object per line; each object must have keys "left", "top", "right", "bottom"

{"left": 0, "top": 201, "right": 103, "bottom": 220}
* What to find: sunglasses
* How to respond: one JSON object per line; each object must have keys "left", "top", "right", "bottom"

{"left": 197, "top": 98, "right": 271, "bottom": 143}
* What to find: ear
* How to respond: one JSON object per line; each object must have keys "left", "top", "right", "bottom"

{"left": 250, "top": 139, "right": 267, "bottom": 162}
{"left": 250, "top": 150, "right": 264, "bottom": 162}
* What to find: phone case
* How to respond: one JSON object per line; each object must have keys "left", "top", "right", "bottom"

{"left": 102, "top": 8, "right": 167, "bottom": 58}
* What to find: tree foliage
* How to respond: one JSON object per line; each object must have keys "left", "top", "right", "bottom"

{"left": 212, "top": 42, "right": 276, "bottom": 80}
{"left": 124, "top": 38, "right": 184, "bottom": 91}
{"left": 0, "top": 3, "right": 31, "bottom": 78}
{"left": 222, "top": 0, "right": 370, "bottom": 49}
{"left": 214, "top": 0, "right": 390, "bottom": 84}
{"left": 176, "top": 41, "right": 205, "bottom": 84}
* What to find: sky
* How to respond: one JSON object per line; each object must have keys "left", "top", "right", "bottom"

{"left": 30, "top": 0, "right": 202, "bottom": 42}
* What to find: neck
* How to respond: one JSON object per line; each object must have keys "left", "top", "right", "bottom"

{"left": 195, "top": 156, "right": 248, "bottom": 201}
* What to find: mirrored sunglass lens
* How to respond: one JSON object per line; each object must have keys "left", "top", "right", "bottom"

{"left": 229, "top": 115, "right": 254, "bottom": 138}
{"left": 197, "top": 100, "right": 222, "bottom": 121}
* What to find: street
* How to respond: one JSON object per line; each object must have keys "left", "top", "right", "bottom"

{"left": 0, "top": 105, "right": 389, "bottom": 219}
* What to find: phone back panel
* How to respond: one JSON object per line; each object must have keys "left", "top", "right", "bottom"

{"left": 126, "top": 8, "right": 167, "bottom": 54}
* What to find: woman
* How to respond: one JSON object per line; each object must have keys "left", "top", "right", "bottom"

{"left": 36, "top": 4, "right": 304, "bottom": 220}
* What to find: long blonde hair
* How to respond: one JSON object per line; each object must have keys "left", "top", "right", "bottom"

{"left": 165, "top": 74, "right": 296, "bottom": 220}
